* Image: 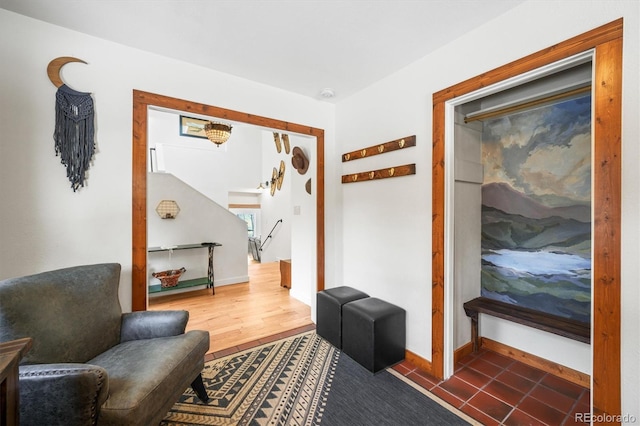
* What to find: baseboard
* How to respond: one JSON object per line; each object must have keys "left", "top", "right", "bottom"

{"left": 214, "top": 275, "right": 250, "bottom": 286}
{"left": 405, "top": 349, "right": 433, "bottom": 376}
{"left": 403, "top": 340, "right": 588, "bottom": 389}
{"left": 454, "top": 341, "right": 474, "bottom": 365}
{"left": 480, "top": 337, "right": 590, "bottom": 388}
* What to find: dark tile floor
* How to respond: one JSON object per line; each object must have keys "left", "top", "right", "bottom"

{"left": 392, "top": 348, "right": 590, "bottom": 425}
{"left": 205, "top": 327, "right": 590, "bottom": 425}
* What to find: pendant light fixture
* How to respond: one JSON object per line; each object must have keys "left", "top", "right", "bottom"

{"left": 204, "top": 121, "right": 232, "bottom": 146}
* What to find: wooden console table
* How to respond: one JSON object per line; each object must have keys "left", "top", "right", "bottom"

{"left": 1, "top": 337, "right": 32, "bottom": 426}
{"left": 148, "top": 243, "right": 221, "bottom": 295}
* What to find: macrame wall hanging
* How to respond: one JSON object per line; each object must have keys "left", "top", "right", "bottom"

{"left": 47, "top": 57, "right": 95, "bottom": 192}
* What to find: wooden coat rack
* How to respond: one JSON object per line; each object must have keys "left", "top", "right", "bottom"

{"left": 342, "top": 164, "right": 416, "bottom": 184}
{"left": 341, "top": 135, "right": 416, "bottom": 184}
{"left": 342, "top": 135, "right": 416, "bottom": 162}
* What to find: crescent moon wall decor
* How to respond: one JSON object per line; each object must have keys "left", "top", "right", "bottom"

{"left": 48, "top": 56, "right": 95, "bottom": 191}
{"left": 47, "top": 56, "right": 87, "bottom": 89}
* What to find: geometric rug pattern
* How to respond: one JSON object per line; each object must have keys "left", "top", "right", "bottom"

{"left": 161, "top": 331, "right": 337, "bottom": 425}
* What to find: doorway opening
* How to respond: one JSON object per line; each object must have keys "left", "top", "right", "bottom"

{"left": 432, "top": 19, "right": 622, "bottom": 418}
{"left": 445, "top": 51, "right": 594, "bottom": 379}
{"left": 132, "top": 91, "right": 325, "bottom": 313}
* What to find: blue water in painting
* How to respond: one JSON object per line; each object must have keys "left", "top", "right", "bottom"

{"left": 481, "top": 249, "right": 591, "bottom": 323}
{"left": 483, "top": 250, "right": 591, "bottom": 278}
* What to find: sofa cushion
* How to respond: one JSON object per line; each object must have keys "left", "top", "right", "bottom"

{"left": 0, "top": 263, "right": 122, "bottom": 364}
{"left": 89, "top": 330, "right": 209, "bottom": 425}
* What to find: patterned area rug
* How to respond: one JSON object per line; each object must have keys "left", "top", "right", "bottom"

{"left": 161, "top": 331, "right": 473, "bottom": 425}
{"left": 162, "top": 331, "right": 335, "bottom": 425}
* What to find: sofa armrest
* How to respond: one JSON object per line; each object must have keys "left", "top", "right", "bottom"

{"left": 19, "top": 363, "right": 109, "bottom": 426}
{"left": 120, "top": 310, "right": 189, "bottom": 342}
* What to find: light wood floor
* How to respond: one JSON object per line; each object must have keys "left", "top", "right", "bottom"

{"left": 148, "top": 260, "right": 313, "bottom": 356}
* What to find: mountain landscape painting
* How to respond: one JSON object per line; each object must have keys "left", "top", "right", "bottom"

{"left": 481, "top": 94, "right": 592, "bottom": 324}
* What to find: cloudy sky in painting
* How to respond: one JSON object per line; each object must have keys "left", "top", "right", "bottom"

{"left": 482, "top": 95, "right": 591, "bottom": 205}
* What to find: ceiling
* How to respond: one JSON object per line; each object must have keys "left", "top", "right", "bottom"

{"left": 0, "top": 0, "right": 525, "bottom": 102}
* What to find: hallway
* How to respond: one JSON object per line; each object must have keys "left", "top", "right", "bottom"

{"left": 148, "top": 260, "right": 313, "bottom": 354}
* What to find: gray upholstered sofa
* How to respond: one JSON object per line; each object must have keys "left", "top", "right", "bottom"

{"left": 0, "top": 263, "right": 210, "bottom": 425}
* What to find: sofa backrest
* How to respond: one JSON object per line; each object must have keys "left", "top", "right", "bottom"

{"left": 0, "top": 263, "right": 123, "bottom": 364}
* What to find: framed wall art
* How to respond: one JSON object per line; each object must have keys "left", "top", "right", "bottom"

{"left": 179, "top": 115, "right": 207, "bottom": 139}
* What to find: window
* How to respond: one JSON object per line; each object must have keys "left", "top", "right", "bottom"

{"left": 236, "top": 213, "right": 256, "bottom": 237}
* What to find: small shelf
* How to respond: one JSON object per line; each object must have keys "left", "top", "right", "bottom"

{"left": 148, "top": 277, "right": 209, "bottom": 294}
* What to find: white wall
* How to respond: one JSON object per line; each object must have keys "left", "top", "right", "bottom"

{"left": 335, "top": 0, "right": 638, "bottom": 417}
{"left": 256, "top": 131, "right": 317, "bottom": 306}
{"left": 258, "top": 131, "right": 292, "bottom": 264}
{"left": 453, "top": 113, "right": 483, "bottom": 349}
{"left": 149, "top": 108, "right": 264, "bottom": 205}
{"left": 147, "top": 172, "right": 249, "bottom": 292}
{"left": 0, "top": 9, "right": 336, "bottom": 315}
{"left": 289, "top": 137, "right": 316, "bottom": 306}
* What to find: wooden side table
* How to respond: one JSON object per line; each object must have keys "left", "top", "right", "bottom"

{"left": 0, "top": 337, "right": 32, "bottom": 426}
{"left": 279, "top": 259, "right": 291, "bottom": 289}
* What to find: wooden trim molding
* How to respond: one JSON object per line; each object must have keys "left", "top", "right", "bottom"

{"left": 228, "top": 204, "right": 261, "bottom": 209}
{"left": 591, "top": 34, "right": 623, "bottom": 420}
{"left": 480, "top": 337, "right": 591, "bottom": 389}
{"left": 405, "top": 349, "right": 433, "bottom": 377}
{"left": 432, "top": 19, "right": 623, "bottom": 105}
{"left": 451, "top": 337, "right": 592, "bottom": 388}
{"left": 431, "top": 100, "right": 446, "bottom": 380}
{"left": 479, "top": 337, "right": 590, "bottom": 389}
{"left": 0, "top": 338, "right": 32, "bottom": 425}
{"left": 432, "top": 18, "right": 623, "bottom": 422}
{"left": 453, "top": 341, "right": 474, "bottom": 366}
{"left": 132, "top": 91, "right": 325, "bottom": 311}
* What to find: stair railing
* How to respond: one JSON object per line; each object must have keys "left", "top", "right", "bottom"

{"left": 259, "top": 219, "right": 283, "bottom": 251}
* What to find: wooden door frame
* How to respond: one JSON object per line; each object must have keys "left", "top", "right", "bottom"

{"left": 432, "top": 19, "right": 623, "bottom": 420}
{"left": 132, "top": 90, "right": 325, "bottom": 311}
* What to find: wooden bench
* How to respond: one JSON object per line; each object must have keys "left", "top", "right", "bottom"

{"left": 463, "top": 297, "right": 590, "bottom": 352}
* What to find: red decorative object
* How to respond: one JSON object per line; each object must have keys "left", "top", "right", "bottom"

{"left": 152, "top": 267, "right": 186, "bottom": 288}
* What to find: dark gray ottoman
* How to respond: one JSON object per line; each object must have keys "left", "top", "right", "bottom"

{"left": 317, "top": 286, "right": 369, "bottom": 348}
{"left": 342, "top": 297, "right": 406, "bottom": 373}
